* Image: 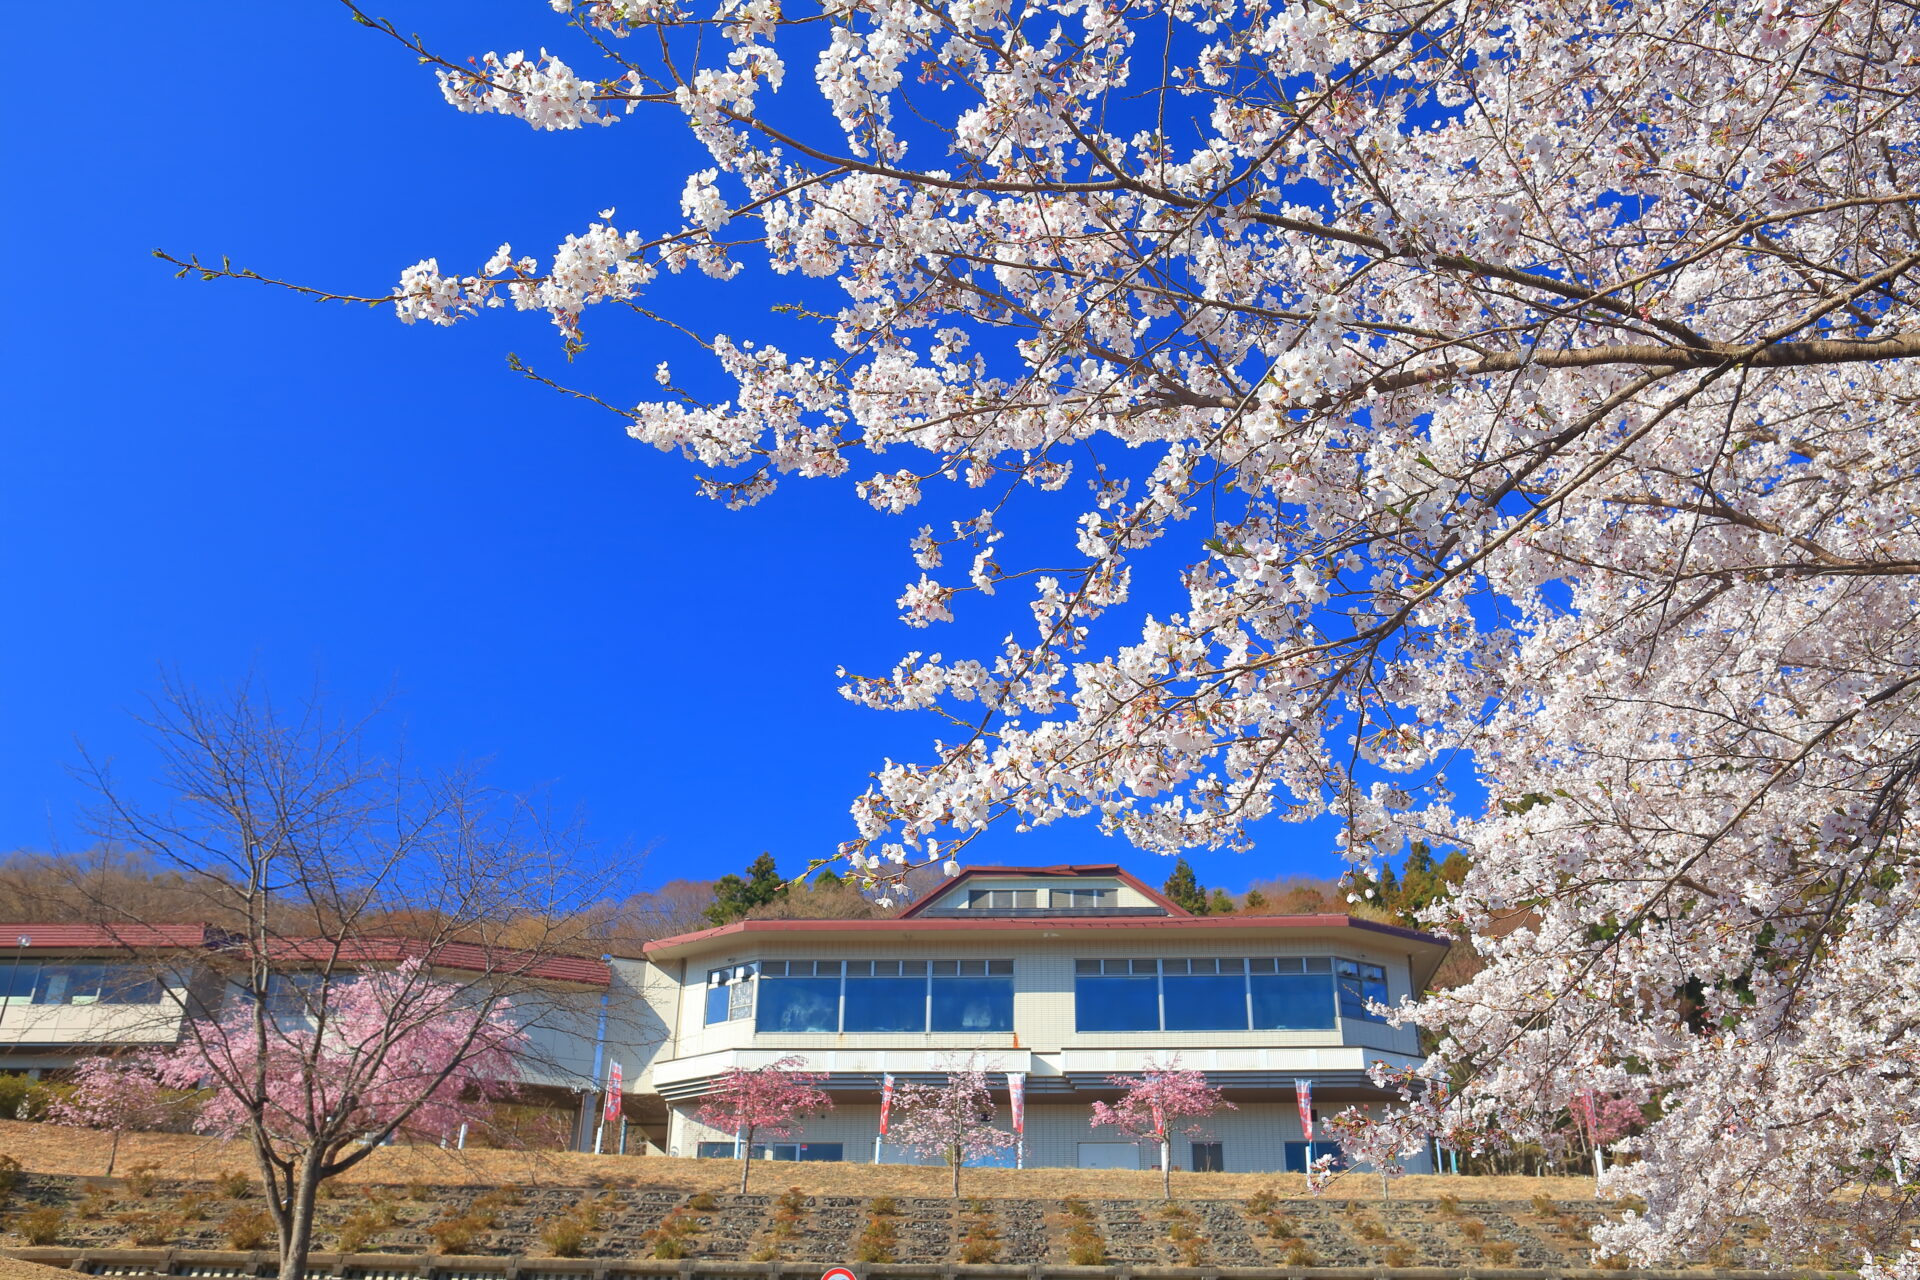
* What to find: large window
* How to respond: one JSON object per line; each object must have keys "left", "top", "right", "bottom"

{"left": 758, "top": 960, "right": 842, "bottom": 1032}
{"left": 929, "top": 960, "right": 1013, "bottom": 1031}
{"left": 845, "top": 960, "right": 930, "bottom": 1032}
{"left": 696, "top": 1141, "right": 844, "bottom": 1162}
{"left": 751, "top": 959, "right": 1014, "bottom": 1034}
{"left": 1052, "top": 887, "right": 1115, "bottom": 908}
{"left": 704, "top": 964, "right": 757, "bottom": 1026}
{"left": 1074, "top": 959, "right": 1160, "bottom": 1030}
{"left": 1163, "top": 958, "right": 1250, "bottom": 1031}
{"left": 1074, "top": 956, "right": 1367, "bottom": 1032}
{"left": 1336, "top": 959, "right": 1390, "bottom": 1023}
{"left": 0, "top": 961, "right": 162, "bottom": 1006}
{"left": 1251, "top": 957, "right": 1337, "bottom": 1029}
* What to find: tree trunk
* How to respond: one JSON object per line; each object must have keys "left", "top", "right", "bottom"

{"left": 740, "top": 1125, "right": 754, "bottom": 1195}
{"left": 105, "top": 1129, "right": 121, "bottom": 1178}
{"left": 1161, "top": 1139, "right": 1171, "bottom": 1200}
{"left": 275, "top": 1152, "right": 325, "bottom": 1280}
{"left": 950, "top": 1150, "right": 961, "bottom": 1199}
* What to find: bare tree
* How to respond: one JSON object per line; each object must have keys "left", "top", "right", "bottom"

{"left": 66, "top": 675, "right": 618, "bottom": 1280}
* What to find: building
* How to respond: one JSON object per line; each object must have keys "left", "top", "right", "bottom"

{"left": 1, "top": 864, "right": 1449, "bottom": 1172}
{"left": 640, "top": 864, "right": 1449, "bottom": 1173}
{"left": 0, "top": 924, "right": 672, "bottom": 1153}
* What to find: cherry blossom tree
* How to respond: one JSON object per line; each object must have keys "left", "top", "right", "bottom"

{"left": 1088, "top": 1058, "right": 1232, "bottom": 1199}
{"left": 171, "top": 0, "right": 1920, "bottom": 1270}
{"left": 887, "top": 1060, "right": 1015, "bottom": 1198}
{"left": 47, "top": 1052, "right": 185, "bottom": 1177}
{"left": 692, "top": 1055, "right": 833, "bottom": 1192}
{"left": 69, "top": 679, "right": 611, "bottom": 1280}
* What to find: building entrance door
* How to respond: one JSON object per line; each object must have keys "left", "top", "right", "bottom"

{"left": 1078, "top": 1142, "right": 1142, "bottom": 1169}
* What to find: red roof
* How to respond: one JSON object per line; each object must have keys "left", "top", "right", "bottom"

{"left": 0, "top": 924, "right": 610, "bottom": 988}
{"left": 644, "top": 911, "right": 1445, "bottom": 951}
{"left": 0, "top": 923, "right": 215, "bottom": 950}
{"left": 258, "top": 937, "right": 611, "bottom": 988}
{"left": 894, "top": 863, "right": 1188, "bottom": 918}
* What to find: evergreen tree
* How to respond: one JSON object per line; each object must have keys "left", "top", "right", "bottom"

{"left": 1243, "top": 889, "right": 1267, "bottom": 911}
{"left": 1208, "top": 887, "right": 1235, "bottom": 915}
{"left": 705, "top": 852, "right": 787, "bottom": 925}
{"left": 1162, "top": 858, "right": 1210, "bottom": 915}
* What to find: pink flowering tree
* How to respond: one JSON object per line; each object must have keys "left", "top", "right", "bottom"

{"left": 70, "top": 680, "right": 610, "bottom": 1280}
{"left": 154, "top": 959, "right": 526, "bottom": 1276}
{"left": 48, "top": 1052, "right": 187, "bottom": 1176}
{"left": 175, "top": 2, "right": 1920, "bottom": 1269}
{"left": 1089, "top": 1059, "right": 1233, "bottom": 1199}
{"left": 887, "top": 1059, "right": 1015, "bottom": 1199}
{"left": 692, "top": 1055, "right": 833, "bottom": 1192}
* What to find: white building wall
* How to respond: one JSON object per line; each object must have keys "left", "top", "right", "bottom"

{"left": 671, "top": 1100, "right": 1430, "bottom": 1175}
{"left": 672, "top": 933, "right": 1420, "bottom": 1061}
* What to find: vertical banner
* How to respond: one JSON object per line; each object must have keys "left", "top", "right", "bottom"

{"left": 880, "top": 1072, "right": 896, "bottom": 1136}
{"left": 603, "top": 1061, "right": 624, "bottom": 1123}
{"left": 1295, "top": 1079, "right": 1314, "bottom": 1143}
{"left": 1007, "top": 1072, "right": 1026, "bottom": 1169}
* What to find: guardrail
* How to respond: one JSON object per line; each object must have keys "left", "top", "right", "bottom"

{"left": 1, "top": 1250, "right": 1858, "bottom": 1280}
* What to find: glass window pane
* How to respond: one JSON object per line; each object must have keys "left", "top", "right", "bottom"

{"left": 1337, "top": 963, "right": 1389, "bottom": 1023}
{"left": 705, "top": 983, "right": 731, "bottom": 1026}
{"left": 0, "top": 961, "right": 40, "bottom": 1002}
{"left": 1251, "top": 974, "right": 1337, "bottom": 1029}
{"left": 930, "top": 975, "right": 1013, "bottom": 1031}
{"left": 844, "top": 976, "right": 926, "bottom": 1032}
{"left": 1075, "top": 975, "right": 1160, "bottom": 1031}
{"left": 99, "top": 967, "right": 162, "bottom": 1004}
{"left": 1163, "top": 974, "right": 1249, "bottom": 1030}
{"left": 729, "top": 979, "right": 754, "bottom": 1021}
{"left": 757, "top": 977, "right": 841, "bottom": 1031}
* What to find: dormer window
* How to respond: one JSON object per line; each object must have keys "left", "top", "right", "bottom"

{"left": 1052, "top": 887, "right": 1114, "bottom": 908}
{"left": 968, "top": 888, "right": 1038, "bottom": 909}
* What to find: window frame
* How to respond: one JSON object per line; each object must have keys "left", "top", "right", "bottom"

{"left": 1072, "top": 956, "right": 1377, "bottom": 1033}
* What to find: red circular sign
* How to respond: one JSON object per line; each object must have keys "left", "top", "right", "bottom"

{"left": 822, "top": 1268, "right": 859, "bottom": 1280}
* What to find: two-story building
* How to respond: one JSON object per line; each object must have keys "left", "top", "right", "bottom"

{"left": 640, "top": 864, "right": 1449, "bottom": 1173}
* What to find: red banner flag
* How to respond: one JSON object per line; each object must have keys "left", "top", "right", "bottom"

{"left": 603, "top": 1061, "right": 624, "bottom": 1122}
{"left": 1295, "top": 1079, "right": 1313, "bottom": 1142}
{"left": 879, "top": 1072, "right": 895, "bottom": 1136}
{"left": 1007, "top": 1072, "right": 1026, "bottom": 1134}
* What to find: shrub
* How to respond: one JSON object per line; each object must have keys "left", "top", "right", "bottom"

{"left": 215, "top": 1170, "right": 252, "bottom": 1199}
{"left": 540, "top": 1215, "right": 590, "bottom": 1257}
{"left": 427, "top": 1215, "right": 483, "bottom": 1255}
{"left": 407, "top": 1181, "right": 432, "bottom": 1202}
{"left": 1458, "top": 1218, "right": 1487, "bottom": 1242}
{"left": 957, "top": 1238, "right": 995, "bottom": 1264}
{"left": 1062, "top": 1197, "right": 1093, "bottom": 1219}
{"left": 749, "top": 1245, "right": 783, "bottom": 1262}
{"left": 176, "top": 1191, "right": 211, "bottom": 1223}
{"left": 1384, "top": 1243, "right": 1417, "bottom": 1267}
{"left": 1246, "top": 1188, "right": 1277, "bottom": 1215}
{"left": 854, "top": 1238, "right": 896, "bottom": 1264}
{"left": 1176, "top": 1235, "right": 1206, "bottom": 1266}
{"left": 1595, "top": 1253, "right": 1630, "bottom": 1271}
{"left": 1282, "top": 1238, "right": 1318, "bottom": 1267}
{"left": 1263, "top": 1212, "right": 1298, "bottom": 1238}
{"left": 334, "top": 1220, "right": 374, "bottom": 1258}
{"left": 1482, "top": 1240, "right": 1519, "bottom": 1265}
{"left": 1353, "top": 1215, "right": 1388, "bottom": 1242}
{"left": 123, "top": 1163, "right": 162, "bottom": 1198}
{"left": 1167, "top": 1222, "right": 1197, "bottom": 1242}
{"left": 18, "top": 1208, "right": 67, "bottom": 1246}
{"left": 652, "top": 1236, "right": 690, "bottom": 1260}
{"left": 0, "top": 1074, "right": 57, "bottom": 1121}
{"left": 1436, "top": 1192, "right": 1459, "bottom": 1216}
{"left": 869, "top": 1194, "right": 898, "bottom": 1216}
{"left": 119, "top": 1211, "right": 178, "bottom": 1247}
{"left": 1067, "top": 1238, "right": 1107, "bottom": 1266}
{"left": 221, "top": 1207, "right": 273, "bottom": 1251}
{"left": 777, "top": 1187, "right": 808, "bottom": 1214}
{"left": 0, "top": 1153, "right": 20, "bottom": 1202}
{"left": 687, "top": 1191, "right": 719, "bottom": 1211}
{"left": 1531, "top": 1193, "right": 1557, "bottom": 1218}
{"left": 1158, "top": 1200, "right": 1192, "bottom": 1219}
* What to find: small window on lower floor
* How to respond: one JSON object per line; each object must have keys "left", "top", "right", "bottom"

{"left": 770, "top": 1143, "right": 843, "bottom": 1162}
{"left": 1283, "top": 1141, "right": 1346, "bottom": 1173}
{"left": 696, "top": 1141, "right": 769, "bottom": 1159}
{"left": 1191, "top": 1141, "right": 1224, "bottom": 1172}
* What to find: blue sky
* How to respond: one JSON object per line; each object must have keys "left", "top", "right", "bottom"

{"left": 0, "top": 0, "right": 1363, "bottom": 897}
